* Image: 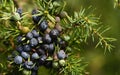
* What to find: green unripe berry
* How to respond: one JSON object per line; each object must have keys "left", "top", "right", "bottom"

{"left": 22, "top": 69, "right": 31, "bottom": 75}
{"left": 52, "top": 61, "right": 59, "bottom": 68}
{"left": 11, "top": 13, "right": 21, "bottom": 21}
{"left": 59, "top": 60, "right": 66, "bottom": 66}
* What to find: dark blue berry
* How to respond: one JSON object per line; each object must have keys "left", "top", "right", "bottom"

{"left": 49, "top": 29, "right": 59, "bottom": 39}
{"left": 48, "top": 43, "right": 55, "bottom": 54}
{"left": 39, "top": 20, "right": 48, "bottom": 32}
{"left": 43, "top": 34, "right": 52, "bottom": 44}
{"left": 57, "top": 50, "right": 66, "bottom": 59}
{"left": 23, "top": 44, "right": 31, "bottom": 52}
{"left": 59, "top": 39, "right": 66, "bottom": 49}
{"left": 31, "top": 30, "right": 39, "bottom": 37}
{"left": 30, "top": 38, "right": 38, "bottom": 47}
{"left": 42, "top": 44, "right": 49, "bottom": 50}
{"left": 32, "top": 9, "right": 42, "bottom": 24}
{"left": 16, "top": 35, "right": 23, "bottom": 43}
{"left": 26, "top": 32, "right": 33, "bottom": 39}
{"left": 37, "top": 48, "right": 45, "bottom": 55}
{"left": 37, "top": 37, "right": 43, "bottom": 44}
{"left": 14, "top": 56, "right": 23, "bottom": 64}
{"left": 32, "top": 53, "right": 40, "bottom": 59}
{"left": 16, "top": 8, "right": 22, "bottom": 17}
{"left": 16, "top": 45, "right": 23, "bottom": 53}
{"left": 21, "top": 52, "right": 30, "bottom": 59}
{"left": 39, "top": 55, "right": 47, "bottom": 65}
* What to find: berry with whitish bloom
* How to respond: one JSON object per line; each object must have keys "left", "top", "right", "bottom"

{"left": 59, "top": 39, "right": 66, "bottom": 49}
{"left": 30, "top": 38, "right": 38, "bottom": 47}
{"left": 57, "top": 50, "right": 66, "bottom": 59}
{"left": 21, "top": 52, "right": 30, "bottom": 59}
{"left": 26, "top": 32, "right": 33, "bottom": 39}
{"left": 16, "top": 45, "right": 24, "bottom": 53}
{"left": 49, "top": 29, "right": 59, "bottom": 39}
{"left": 39, "top": 20, "right": 48, "bottom": 32}
{"left": 59, "top": 60, "right": 66, "bottom": 66}
{"left": 14, "top": 56, "right": 23, "bottom": 64}
{"left": 31, "top": 30, "right": 39, "bottom": 38}
{"left": 43, "top": 34, "right": 52, "bottom": 44}
{"left": 37, "top": 37, "right": 43, "bottom": 44}
{"left": 23, "top": 44, "right": 31, "bottom": 52}
{"left": 32, "top": 53, "right": 40, "bottom": 59}
{"left": 24, "top": 61, "right": 34, "bottom": 69}
{"left": 39, "top": 55, "right": 47, "bottom": 64}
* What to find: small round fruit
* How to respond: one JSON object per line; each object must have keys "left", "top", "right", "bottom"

{"left": 59, "top": 39, "right": 66, "bottom": 49}
{"left": 37, "top": 48, "right": 45, "bottom": 55}
{"left": 48, "top": 43, "right": 55, "bottom": 54}
{"left": 31, "top": 30, "right": 39, "bottom": 37}
{"left": 21, "top": 52, "right": 30, "bottom": 59}
{"left": 59, "top": 11, "right": 67, "bottom": 18}
{"left": 16, "top": 8, "right": 22, "bottom": 17}
{"left": 52, "top": 61, "right": 59, "bottom": 68}
{"left": 32, "top": 53, "right": 40, "bottom": 59}
{"left": 57, "top": 50, "right": 66, "bottom": 59}
{"left": 43, "top": 34, "right": 52, "bottom": 44}
{"left": 40, "top": 55, "right": 47, "bottom": 62}
{"left": 59, "top": 60, "right": 66, "bottom": 66}
{"left": 24, "top": 61, "right": 34, "bottom": 69}
{"left": 14, "top": 56, "right": 23, "bottom": 64}
{"left": 55, "top": 16, "right": 60, "bottom": 23}
{"left": 23, "top": 45, "right": 31, "bottom": 52}
{"left": 32, "top": 9, "right": 42, "bottom": 24}
{"left": 21, "top": 27, "right": 30, "bottom": 33}
{"left": 30, "top": 38, "right": 38, "bottom": 47}
{"left": 26, "top": 32, "right": 33, "bottom": 39}
{"left": 37, "top": 37, "right": 43, "bottom": 44}
{"left": 16, "top": 45, "right": 23, "bottom": 53}
{"left": 11, "top": 13, "right": 21, "bottom": 21}
{"left": 42, "top": 44, "right": 49, "bottom": 50}
{"left": 16, "top": 35, "right": 23, "bottom": 43}
{"left": 55, "top": 23, "right": 62, "bottom": 32}
{"left": 39, "top": 20, "right": 48, "bottom": 32}
{"left": 49, "top": 29, "right": 59, "bottom": 39}
{"left": 22, "top": 69, "right": 31, "bottom": 75}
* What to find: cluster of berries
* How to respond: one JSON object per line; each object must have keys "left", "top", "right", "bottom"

{"left": 8, "top": 8, "right": 67, "bottom": 75}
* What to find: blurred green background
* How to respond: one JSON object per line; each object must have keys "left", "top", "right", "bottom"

{"left": 65, "top": 0, "right": 120, "bottom": 75}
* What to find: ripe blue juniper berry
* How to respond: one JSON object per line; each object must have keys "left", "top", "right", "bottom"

{"left": 43, "top": 34, "right": 52, "bottom": 44}
{"left": 31, "top": 30, "right": 39, "bottom": 38}
{"left": 32, "top": 9, "right": 42, "bottom": 24}
{"left": 30, "top": 38, "right": 38, "bottom": 47}
{"left": 39, "top": 20, "right": 48, "bottom": 32}
{"left": 16, "top": 8, "right": 22, "bottom": 17}
{"left": 14, "top": 56, "right": 23, "bottom": 64}
{"left": 26, "top": 32, "right": 33, "bottom": 39}
{"left": 21, "top": 52, "right": 30, "bottom": 59}
{"left": 23, "top": 44, "right": 31, "bottom": 52}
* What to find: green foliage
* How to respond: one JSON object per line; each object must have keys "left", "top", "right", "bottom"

{"left": 0, "top": 0, "right": 116, "bottom": 75}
